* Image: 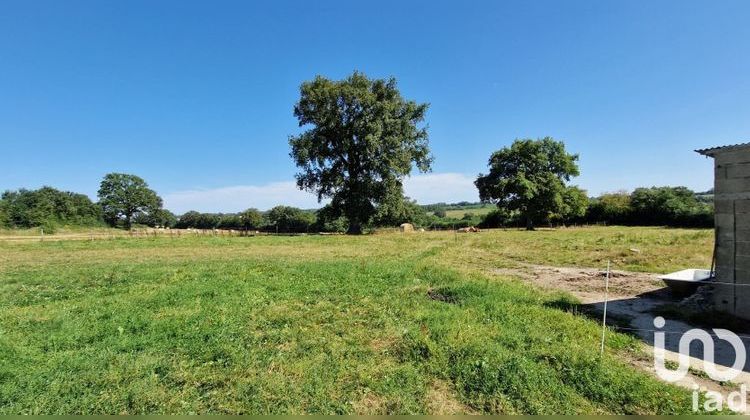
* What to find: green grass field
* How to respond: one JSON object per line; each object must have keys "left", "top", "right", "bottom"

{"left": 0, "top": 227, "right": 714, "bottom": 414}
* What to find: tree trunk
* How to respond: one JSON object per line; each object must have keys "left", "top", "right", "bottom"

{"left": 347, "top": 222, "right": 363, "bottom": 235}
{"left": 125, "top": 213, "right": 132, "bottom": 230}
{"left": 526, "top": 217, "right": 535, "bottom": 231}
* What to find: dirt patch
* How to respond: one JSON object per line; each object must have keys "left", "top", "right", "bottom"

{"left": 511, "top": 264, "right": 668, "bottom": 299}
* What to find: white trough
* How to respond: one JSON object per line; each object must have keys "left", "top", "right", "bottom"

{"left": 658, "top": 268, "right": 713, "bottom": 297}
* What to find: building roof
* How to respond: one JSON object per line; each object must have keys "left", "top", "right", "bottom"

{"left": 696, "top": 142, "right": 750, "bottom": 157}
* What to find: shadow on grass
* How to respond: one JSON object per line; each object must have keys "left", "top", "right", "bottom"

{"left": 545, "top": 288, "right": 750, "bottom": 372}
{"left": 543, "top": 295, "right": 636, "bottom": 333}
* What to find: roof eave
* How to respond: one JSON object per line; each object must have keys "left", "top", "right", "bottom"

{"left": 695, "top": 142, "right": 750, "bottom": 157}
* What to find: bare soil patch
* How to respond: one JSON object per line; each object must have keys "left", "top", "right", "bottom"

{"left": 510, "top": 264, "right": 666, "bottom": 299}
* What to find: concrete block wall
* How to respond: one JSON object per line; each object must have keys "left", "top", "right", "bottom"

{"left": 712, "top": 147, "right": 750, "bottom": 319}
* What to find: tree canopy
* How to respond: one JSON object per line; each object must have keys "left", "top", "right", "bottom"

{"left": 0, "top": 187, "right": 102, "bottom": 231}
{"left": 587, "top": 191, "right": 632, "bottom": 224}
{"left": 371, "top": 192, "right": 425, "bottom": 227}
{"left": 289, "top": 71, "right": 431, "bottom": 233}
{"left": 97, "top": 173, "right": 162, "bottom": 229}
{"left": 174, "top": 211, "right": 220, "bottom": 229}
{"left": 558, "top": 185, "right": 589, "bottom": 223}
{"left": 133, "top": 208, "right": 177, "bottom": 228}
{"left": 630, "top": 186, "right": 712, "bottom": 226}
{"left": 239, "top": 208, "right": 264, "bottom": 230}
{"left": 475, "top": 137, "right": 580, "bottom": 230}
{"left": 266, "top": 206, "right": 315, "bottom": 233}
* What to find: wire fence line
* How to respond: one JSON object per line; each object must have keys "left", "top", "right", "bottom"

{"left": 596, "top": 263, "right": 750, "bottom": 348}
{"left": 611, "top": 326, "right": 750, "bottom": 341}
{"left": 0, "top": 228, "right": 334, "bottom": 243}
{"left": 0, "top": 225, "right": 542, "bottom": 243}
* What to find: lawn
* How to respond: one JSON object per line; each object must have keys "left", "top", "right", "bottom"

{"left": 0, "top": 227, "right": 713, "bottom": 414}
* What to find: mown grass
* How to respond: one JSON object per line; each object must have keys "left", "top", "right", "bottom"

{"left": 0, "top": 227, "right": 713, "bottom": 414}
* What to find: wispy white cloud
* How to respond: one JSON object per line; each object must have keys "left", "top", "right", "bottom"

{"left": 163, "top": 173, "right": 479, "bottom": 214}
{"left": 164, "top": 181, "right": 320, "bottom": 214}
{"left": 403, "top": 172, "right": 478, "bottom": 204}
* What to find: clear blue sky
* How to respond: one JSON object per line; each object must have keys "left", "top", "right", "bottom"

{"left": 2, "top": 0, "right": 749, "bottom": 212}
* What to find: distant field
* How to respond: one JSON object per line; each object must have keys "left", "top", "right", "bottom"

{"left": 0, "top": 227, "right": 713, "bottom": 414}
{"left": 443, "top": 205, "right": 495, "bottom": 219}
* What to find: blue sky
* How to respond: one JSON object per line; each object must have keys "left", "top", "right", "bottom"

{"left": 2, "top": 0, "right": 749, "bottom": 212}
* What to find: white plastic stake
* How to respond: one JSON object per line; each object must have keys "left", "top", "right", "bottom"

{"left": 600, "top": 260, "right": 610, "bottom": 356}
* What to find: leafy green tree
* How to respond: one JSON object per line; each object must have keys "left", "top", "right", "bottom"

{"left": 630, "top": 186, "right": 711, "bottom": 226}
{"left": 97, "top": 173, "right": 162, "bottom": 229}
{"left": 239, "top": 208, "right": 264, "bottom": 230}
{"left": 134, "top": 208, "right": 177, "bottom": 228}
{"left": 289, "top": 71, "right": 431, "bottom": 234}
{"left": 175, "top": 211, "right": 200, "bottom": 229}
{"left": 475, "top": 137, "right": 580, "bottom": 230}
{"left": 371, "top": 189, "right": 427, "bottom": 228}
{"left": 584, "top": 187, "right": 712, "bottom": 227}
{"left": 558, "top": 186, "right": 589, "bottom": 223}
{"left": 175, "top": 211, "right": 230, "bottom": 230}
{"left": 0, "top": 199, "right": 9, "bottom": 228}
{"left": 0, "top": 187, "right": 102, "bottom": 229}
{"left": 194, "top": 213, "right": 220, "bottom": 229}
{"left": 267, "top": 206, "right": 315, "bottom": 232}
{"left": 217, "top": 214, "right": 242, "bottom": 229}
{"left": 433, "top": 209, "right": 447, "bottom": 218}
{"left": 157, "top": 209, "right": 178, "bottom": 228}
{"left": 314, "top": 205, "right": 349, "bottom": 233}
{"left": 588, "top": 191, "right": 632, "bottom": 224}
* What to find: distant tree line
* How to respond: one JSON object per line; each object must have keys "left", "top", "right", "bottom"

{"left": 174, "top": 207, "right": 318, "bottom": 232}
{"left": 585, "top": 187, "right": 713, "bottom": 227}
{"left": 0, "top": 173, "right": 172, "bottom": 233}
{"left": 0, "top": 182, "right": 714, "bottom": 234}
{"left": 0, "top": 187, "right": 104, "bottom": 232}
{"left": 422, "top": 186, "right": 714, "bottom": 229}
{"left": 0, "top": 176, "right": 434, "bottom": 233}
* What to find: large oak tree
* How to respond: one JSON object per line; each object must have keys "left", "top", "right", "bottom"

{"left": 289, "top": 72, "right": 431, "bottom": 234}
{"left": 98, "top": 173, "right": 162, "bottom": 229}
{"left": 475, "top": 137, "right": 580, "bottom": 230}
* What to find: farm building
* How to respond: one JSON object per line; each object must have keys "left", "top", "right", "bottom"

{"left": 697, "top": 142, "right": 750, "bottom": 319}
